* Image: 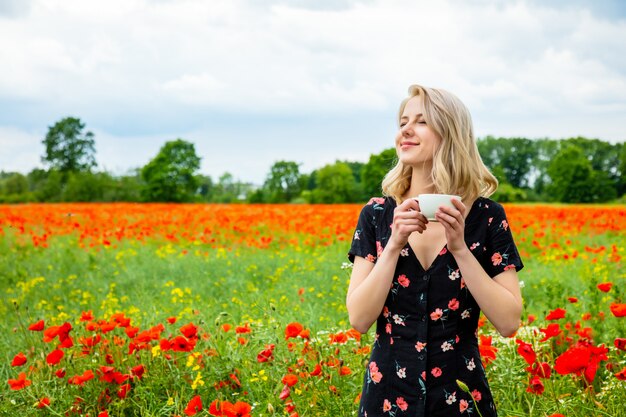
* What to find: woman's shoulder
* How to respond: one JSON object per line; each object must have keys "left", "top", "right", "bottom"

{"left": 358, "top": 196, "right": 394, "bottom": 223}
{"left": 472, "top": 196, "right": 509, "bottom": 222}
{"left": 361, "top": 196, "right": 396, "bottom": 210}
{"left": 474, "top": 196, "right": 504, "bottom": 211}
{"left": 365, "top": 196, "right": 393, "bottom": 205}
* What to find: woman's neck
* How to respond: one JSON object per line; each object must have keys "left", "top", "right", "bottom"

{"left": 402, "top": 164, "right": 436, "bottom": 201}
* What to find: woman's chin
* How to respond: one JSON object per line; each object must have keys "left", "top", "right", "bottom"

{"left": 399, "top": 154, "right": 425, "bottom": 165}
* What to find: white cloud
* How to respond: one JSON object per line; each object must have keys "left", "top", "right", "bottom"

{"left": 0, "top": 127, "right": 44, "bottom": 172}
{"left": 0, "top": 0, "right": 624, "bottom": 181}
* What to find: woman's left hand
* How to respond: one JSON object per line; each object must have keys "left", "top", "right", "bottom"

{"left": 434, "top": 198, "right": 467, "bottom": 254}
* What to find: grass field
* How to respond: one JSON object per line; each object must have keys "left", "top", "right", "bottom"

{"left": 1, "top": 203, "right": 625, "bottom": 417}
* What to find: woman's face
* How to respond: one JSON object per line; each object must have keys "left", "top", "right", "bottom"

{"left": 395, "top": 95, "right": 442, "bottom": 167}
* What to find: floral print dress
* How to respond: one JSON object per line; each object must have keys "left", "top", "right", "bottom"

{"left": 348, "top": 196, "right": 524, "bottom": 417}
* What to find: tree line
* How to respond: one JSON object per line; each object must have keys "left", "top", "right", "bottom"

{"left": 1, "top": 117, "right": 624, "bottom": 204}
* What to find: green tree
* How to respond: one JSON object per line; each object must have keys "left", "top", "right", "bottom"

{"left": 619, "top": 143, "right": 626, "bottom": 196}
{"left": 3, "top": 172, "right": 28, "bottom": 195}
{"left": 476, "top": 136, "right": 536, "bottom": 188}
{"left": 61, "top": 171, "right": 120, "bottom": 202}
{"left": 0, "top": 172, "right": 34, "bottom": 203}
{"left": 196, "top": 174, "right": 214, "bottom": 202}
{"left": 33, "top": 170, "right": 64, "bottom": 202}
{"left": 562, "top": 137, "right": 619, "bottom": 174}
{"left": 141, "top": 139, "right": 201, "bottom": 202}
{"left": 42, "top": 117, "right": 96, "bottom": 173}
{"left": 263, "top": 161, "right": 302, "bottom": 203}
{"left": 547, "top": 145, "right": 599, "bottom": 203}
{"left": 532, "top": 138, "right": 560, "bottom": 198}
{"left": 361, "top": 148, "right": 396, "bottom": 197}
{"left": 311, "top": 161, "right": 360, "bottom": 203}
{"left": 108, "top": 171, "right": 143, "bottom": 202}
{"left": 212, "top": 173, "right": 253, "bottom": 203}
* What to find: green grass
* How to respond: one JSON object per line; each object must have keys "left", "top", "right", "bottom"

{"left": 1, "top": 226, "right": 625, "bottom": 416}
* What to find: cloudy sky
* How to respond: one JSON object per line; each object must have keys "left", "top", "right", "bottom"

{"left": 1, "top": 0, "right": 625, "bottom": 184}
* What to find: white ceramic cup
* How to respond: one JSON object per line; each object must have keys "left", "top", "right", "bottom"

{"left": 414, "top": 194, "right": 462, "bottom": 221}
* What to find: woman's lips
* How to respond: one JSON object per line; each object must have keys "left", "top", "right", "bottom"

{"left": 400, "top": 142, "right": 418, "bottom": 150}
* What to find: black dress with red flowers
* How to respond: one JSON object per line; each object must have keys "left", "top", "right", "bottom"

{"left": 348, "top": 196, "right": 523, "bottom": 417}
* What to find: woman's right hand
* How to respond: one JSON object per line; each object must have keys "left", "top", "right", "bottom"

{"left": 389, "top": 198, "right": 429, "bottom": 250}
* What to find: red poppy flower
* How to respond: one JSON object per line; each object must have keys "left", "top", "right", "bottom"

{"left": 285, "top": 322, "right": 304, "bottom": 339}
{"left": 28, "top": 320, "right": 45, "bottom": 331}
{"left": 257, "top": 344, "right": 275, "bottom": 363}
{"left": 310, "top": 363, "right": 322, "bottom": 376}
{"left": 555, "top": 343, "right": 607, "bottom": 383}
{"left": 166, "top": 316, "right": 177, "bottom": 324}
{"left": 110, "top": 313, "right": 131, "bottom": 328}
{"left": 339, "top": 366, "right": 352, "bottom": 376}
{"left": 614, "top": 338, "right": 626, "bottom": 351}
{"left": 282, "top": 374, "right": 298, "bottom": 387}
{"left": 597, "top": 282, "right": 612, "bottom": 292}
{"left": 232, "top": 401, "right": 252, "bottom": 417}
{"left": 100, "top": 322, "right": 116, "bottom": 333}
{"left": 545, "top": 308, "right": 566, "bottom": 320}
{"left": 345, "top": 328, "right": 361, "bottom": 341}
{"left": 567, "top": 297, "right": 578, "bottom": 303}
{"left": 526, "top": 375, "right": 544, "bottom": 395}
{"left": 36, "top": 397, "right": 51, "bottom": 408}
{"left": 610, "top": 303, "right": 626, "bottom": 317}
{"left": 131, "top": 364, "right": 146, "bottom": 379}
{"left": 478, "top": 335, "right": 498, "bottom": 366}
{"left": 7, "top": 372, "right": 31, "bottom": 390}
{"left": 117, "top": 384, "right": 131, "bottom": 399}
{"left": 44, "top": 322, "right": 72, "bottom": 343}
{"left": 98, "top": 412, "right": 109, "bottom": 417}
{"left": 539, "top": 323, "right": 562, "bottom": 342}
{"left": 229, "top": 372, "right": 241, "bottom": 388}
{"left": 209, "top": 399, "right": 222, "bottom": 416}
{"left": 221, "top": 323, "right": 232, "bottom": 332}
{"left": 235, "top": 323, "right": 251, "bottom": 334}
{"left": 68, "top": 369, "right": 95, "bottom": 386}
{"left": 554, "top": 346, "right": 590, "bottom": 376}
{"left": 170, "top": 336, "right": 195, "bottom": 352}
{"left": 527, "top": 362, "right": 551, "bottom": 379}
{"left": 184, "top": 395, "right": 203, "bottom": 416}
{"left": 11, "top": 352, "right": 27, "bottom": 367}
{"left": 180, "top": 323, "right": 198, "bottom": 339}
{"left": 125, "top": 326, "right": 139, "bottom": 338}
{"left": 58, "top": 335, "right": 74, "bottom": 349}
{"left": 46, "top": 349, "right": 64, "bottom": 366}
{"left": 55, "top": 368, "right": 66, "bottom": 378}
{"left": 615, "top": 366, "right": 626, "bottom": 381}
{"left": 79, "top": 334, "right": 101, "bottom": 351}
{"left": 515, "top": 339, "right": 536, "bottom": 365}
{"left": 329, "top": 332, "right": 348, "bottom": 344}
{"left": 80, "top": 310, "right": 94, "bottom": 321}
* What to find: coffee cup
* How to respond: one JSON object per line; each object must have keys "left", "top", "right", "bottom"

{"left": 414, "top": 194, "right": 462, "bottom": 221}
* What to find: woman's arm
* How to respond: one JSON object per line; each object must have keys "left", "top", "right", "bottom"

{"left": 446, "top": 250, "right": 522, "bottom": 336}
{"left": 346, "top": 249, "right": 400, "bottom": 334}
{"left": 346, "top": 198, "right": 428, "bottom": 334}
{"left": 436, "top": 199, "right": 522, "bottom": 337}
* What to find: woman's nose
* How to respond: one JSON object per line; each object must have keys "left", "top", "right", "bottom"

{"left": 402, "top": 125, "right": 413, "bottom": 137}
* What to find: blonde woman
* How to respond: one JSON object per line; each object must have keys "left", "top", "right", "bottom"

{"left": 346, "top": 85, "right": 523, "bottom": 417}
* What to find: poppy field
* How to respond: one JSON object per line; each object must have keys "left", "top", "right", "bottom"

{"left": 1, "top": 202, "right": 625, "bottom": 417}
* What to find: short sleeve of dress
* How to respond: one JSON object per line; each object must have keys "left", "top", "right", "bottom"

{"left": 347, "top": 202, "right": 378, "bottom": 264}
{"left": 484, "top": 202, "right": 524, "bottom": 277}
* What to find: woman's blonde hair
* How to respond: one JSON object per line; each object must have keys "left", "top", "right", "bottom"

{"left": 381, "top": 84, "right": 498, "bottom": 204}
